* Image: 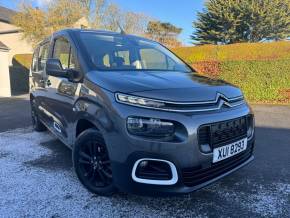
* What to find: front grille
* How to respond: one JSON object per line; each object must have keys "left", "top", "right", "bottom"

{"left": 198, "top": 116, "right": 248, "bottom": 148}
{"left": 182, "top": 144, "right": 253, "bottom": 187}
{"left": 159, "top": 95, "right": 244, "bottom": 112}
{"left": 198, "top": 126, "right": 211, "bottom": 145}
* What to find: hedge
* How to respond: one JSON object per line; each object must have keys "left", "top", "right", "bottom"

{"left": 189, "top": 60, "right": 290, "bottom": 104}
{"left": 174, "top": 41, "right": 290, "bottom": 62}
{"left": 173, "top": 42, "right": 290, "bottom": 104}
{"left": 190, "top": 60, "right": 290, "bottom": 104}
{"left": 219, "top": 60, "right": 290, "bottom": 103}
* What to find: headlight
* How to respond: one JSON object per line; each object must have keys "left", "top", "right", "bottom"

{"left": 116, "top": 93, "right": 165, "bottom": 108}
{"left": 127, "top": 117, "right": 175, "bottom": 138}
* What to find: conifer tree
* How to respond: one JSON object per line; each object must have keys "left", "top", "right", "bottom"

{"left": 192, "top": 0, "right": 290, "bottom": 44}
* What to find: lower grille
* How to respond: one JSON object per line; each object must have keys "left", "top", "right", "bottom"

{"left": 182, "top": 144, "right": 253, "bottom": 187}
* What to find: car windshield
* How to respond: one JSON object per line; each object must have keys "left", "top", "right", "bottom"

{"left": 78, "top": 32, "right": 191, "bottom": 72}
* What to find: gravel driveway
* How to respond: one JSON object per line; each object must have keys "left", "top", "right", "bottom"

{"left": 0, "top": 105, "right": 289, "bottom": 217}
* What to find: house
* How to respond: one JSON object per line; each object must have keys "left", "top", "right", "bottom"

{"left": 0, "top": 5, "right": 88, "bottom": 97}
{"left": 0, "top": 6, "right": 33, "bottom": 65}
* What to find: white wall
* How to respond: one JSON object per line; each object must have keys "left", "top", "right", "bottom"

{"left": 0, "top": 32, "right": 33, "bottom": 65}
{"left": 0, "top": 22, "right": 33, "bottom": 65}
{"left": 0, "top": 50, "right": 12, "bottom": 97}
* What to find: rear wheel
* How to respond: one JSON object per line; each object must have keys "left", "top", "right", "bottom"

{"left": 31, "top": 100, "right": 46, "bottom": 132}
{"left": 73, "top": 129, "right": 115, "bottom": 196}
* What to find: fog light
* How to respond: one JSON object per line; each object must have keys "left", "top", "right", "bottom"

{"left": 127, "top": 117, "right": 175, "bottom": 138}
{"left": 135, "top": 159, "right": 173, "bottom": 181}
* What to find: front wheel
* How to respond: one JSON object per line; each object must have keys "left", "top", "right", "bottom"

{"left": 73, "top": 129, "right": 115, "bottom": 196}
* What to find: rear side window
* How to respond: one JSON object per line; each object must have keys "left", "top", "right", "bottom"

{"left": 38, "top": 43, "right": 49, "bottom": 71}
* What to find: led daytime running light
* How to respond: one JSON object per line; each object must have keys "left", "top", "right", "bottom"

{"left": 116, "top": 93, "right": 165, "bottom": 108}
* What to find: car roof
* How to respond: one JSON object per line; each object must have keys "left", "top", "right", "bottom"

{"left": 57, "top": 28, "right": 154, "bottom": 42}
{"left": 36, "top": 28, "right": 156, "bottom": 48}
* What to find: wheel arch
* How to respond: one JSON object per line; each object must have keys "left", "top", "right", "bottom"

{"left": 72, "top": 97, "right": 114, "bottom": 145}
{"left": 75, "top": 118, "right": 100, "bottom": 138}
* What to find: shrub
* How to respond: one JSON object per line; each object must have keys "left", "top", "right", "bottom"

{"left": 191, "top": 61, "right": 221, "bottom": 78}
{"left": 173, "top": 42, "right": 290, "bottom": 104}
{"left": 174, "top": 41, "right": 290, "bottom": 62}
{"left": 219, "top": 60, "right": 290, "bottom": 103}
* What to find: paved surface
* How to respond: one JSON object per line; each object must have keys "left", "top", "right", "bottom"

{"left": 0, "top": 98, "right": 289, "bottom": 217}
{"left": 0, "top": 95, "right": 31, "bottom": 132}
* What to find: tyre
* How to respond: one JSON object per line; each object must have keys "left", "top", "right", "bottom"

{"left": 31, "top": 101, "right": 47, "bottom": 132}
{"left": 73, "top": 129, "right": 115, "bottom": 196}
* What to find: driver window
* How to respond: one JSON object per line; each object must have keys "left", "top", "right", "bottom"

{"left": 140, "top": 48, "right": 167, "bottom": 69}
{"left": 53, "top": 38, "right": 79, "bottom": 70}
{"left": 114, "top": 50, "right": 130, "bottom": 65}
{"left": 38, "top": 43, "right": 49, "bottom": 71}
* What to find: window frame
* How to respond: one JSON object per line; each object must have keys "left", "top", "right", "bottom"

{"left": 52, "top": 36, "right": 79, "bottom": 71}
{"left": 31, "top": 47, "right": 39, "bottom": 72}
{"left": 52, "top": 37, "right": 71, "bottom": 69}
{"left": 76, "top": 32, "right": 194, "bottom": 72}
{"left": 49, "top": 33, "right": 85, "bottom": 80}
{"left": 37, "top": 42, "right": 50, "bottom": 72}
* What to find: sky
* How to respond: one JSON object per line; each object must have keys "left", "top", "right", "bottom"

{"left": 0, "top": 0, "right": 205, "bottom": 45}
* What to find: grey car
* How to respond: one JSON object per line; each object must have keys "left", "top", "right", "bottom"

{"left": 30, "top": 29, "right": 255, "bottom": 196}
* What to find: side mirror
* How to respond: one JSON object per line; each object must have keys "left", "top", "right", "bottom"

{"left": 46, "top": 58, "right": 68, "bottom": 78}
{"left": 66, "top": 68, "right": 83, "bottom": 83}
{"left": 46, "top": 58, "right": 83, "bottom": 83}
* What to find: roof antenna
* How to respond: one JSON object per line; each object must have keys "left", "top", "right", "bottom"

{"left": 117, "top": 22, "right": 126, "bottom": 35}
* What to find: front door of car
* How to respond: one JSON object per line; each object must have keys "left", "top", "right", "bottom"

{"left": 43, "top": 36, "right": 81, "bottom": 145}
{"left": 30, "top": 42, "right": 52, "bottom": 124}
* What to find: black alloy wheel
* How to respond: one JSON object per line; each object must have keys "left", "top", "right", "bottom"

{"left": 73, "top": 129, "right": 115, "bottom": 195}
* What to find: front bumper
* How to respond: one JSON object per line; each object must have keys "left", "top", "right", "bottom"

{"left": 111, "top": 139, "right": 254, "bottom": 196}
{"left": 103, "top": 98, "right": 255, "bottom": 195}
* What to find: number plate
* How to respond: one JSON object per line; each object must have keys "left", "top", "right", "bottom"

{"left": 213, "top": 138, "right": 247, "bottom": 163}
